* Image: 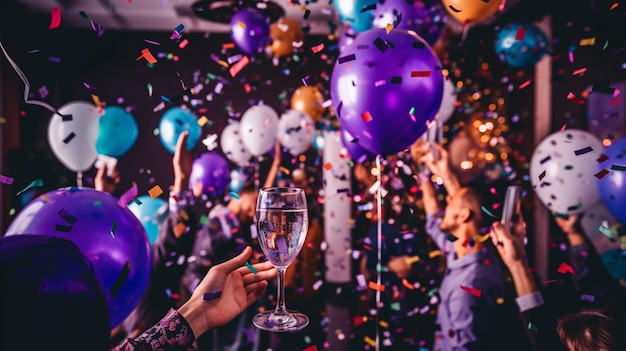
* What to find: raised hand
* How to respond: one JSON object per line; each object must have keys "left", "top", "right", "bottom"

{"left": 94, "top": 165, "right": 121, "bottom": 194}
{"left": 491, "top": 201, "right": 527, "bottom": 269}
{"left": 177, "top": 246, "right": 277, "bottom": 337}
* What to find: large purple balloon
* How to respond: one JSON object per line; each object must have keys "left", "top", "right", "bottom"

{"left": 331, "top": 28, "right": 444, "bottom": 156}
{"left": 230, "top": 8, "right": 271, "bottom": 55}
{"left": 189, "top": 152, "right": 231, "bottom": 197}
{"left": 372, "top": 0, "right": 447, "bottom": 45}
{"left": 341, "top": 128, "right": 376, "bottom": 163}
{"left": 597, "top": 136, "right": 626, "bottom": 223}
{"left": 5, "top": 187, "right": 151, "bottom": 329}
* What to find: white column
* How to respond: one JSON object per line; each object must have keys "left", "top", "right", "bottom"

{"left": 533, "top": 15, "right": 552, "bottom": 282}
{"left": 322, "top": 130, "right": 352, "bottom": 283}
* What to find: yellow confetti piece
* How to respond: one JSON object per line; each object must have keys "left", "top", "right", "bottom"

{"left": 279, "top": 166, "right": 290, "bottom": 175}
{"left": 237, "top": 20, "right": 246, "bottom": 29}
{"left": 179, "top": 209, "right": 189, "bottom": 221}
{"left": 429, "top": 250, "right": 442, "bottom": 258}
{"left": 475, "top": 233, "right": 491, "bottom": 243}
{"left": 405, "top": 256, "right": 420, "bottom": 265}
{"left": 0, "top": 117, "right": 6, "bottom": 123}
{"left": 148, "top": 185, "right": 163, "bottom": 199}
{"left": 385, "top": 23, "right": 394, "bottom": 34}
{"left": 217, "top": 60, "right": 229, "bottom": 68}
{"left": 579, "top": 37, "right": 596, "bottom": 46}
{"left": 197, "top": 116, "right": 209, "bottom": 126}
{"left": 364, "top": 336, "right": 376, "bottom": 347}
{"left": 91, "top": 94, "right": 102, "bottom": 110}
{"left": 496, "top": 297, "right": 504, "bottom": 304}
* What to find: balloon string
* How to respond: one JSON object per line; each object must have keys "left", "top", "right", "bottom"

{"left": 0, "top": 41, "right": 65, "bottom": 117}
{"left": 375, "top": 155, "right": 382, "bottom": 351}
{"left": 76, "top": 171, "right": 83, "bottom": 187}
{"left": 461, "top": 24, "right": 470, "bottom": 43}
{"left": 254, "top": 160, "right": 260, "bottom": 191}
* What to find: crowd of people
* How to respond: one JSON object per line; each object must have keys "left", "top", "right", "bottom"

{"left": 1, "top": 131, "right": 625, "bottom": 351}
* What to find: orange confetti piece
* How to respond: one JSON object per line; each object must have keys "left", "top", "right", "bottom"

{"left": 137, "top": 48, "right": 157, "bottom": 64}
{"left": 148, "top": 185, "right": 164, "bottom": 199}
{"left": 217, "top": 60, "right": 229, "bottom": 68}
{"left": 428, "top": 250, "right": 442, "bottom": 258}
{"left": 567, "top": 92, "right": 586, "bottom": 104}
{"left": 323, "top": 162, "right": 333, "bottom": 170}
{"left": 385, "top": 23, "right": 394, "bottom": 34}
{"left": 229, "top": 56, "right": 250, "bottom": 77}
{"left": 361, "top": 111, "right": 373, "bottom": 122}
{"left": 222, "top": 42, "right": 235, "bottom": 49}
{"left": 368, "top": 281, "right": 385, "bottom": 292}
{"left": 173, "top": 222, "right": 187, "bottom": 238}
{"left": 364, "top": 336, "right": 376, "bottom": 347}
{"left": 237, "top": 20, "right": 246, "bottom": 28}
{"left": 572, "top": 67, "right": 587, "bottom": 76}
{"left": 311, "top": 43, "right": 325, "bottom": 53}
{"left": 91, "top": 94, "right": 102, "bottom": 111}
{"left": 402, "top": 279, "right": 415, "bottom": 290}
{"left": 610, "top": 2, "right": 619, "bottom": 10}
{"left": 197, "top": 116, "right": 209, "bottom": 126}
{"left": 579, "top": 37, "right": 596, "bottom": 46}
{"left": 460, "top": 285, "right": 482, "bottom": 297}
{"left": 279, "top": 166, "right": 290, "bottom": 174}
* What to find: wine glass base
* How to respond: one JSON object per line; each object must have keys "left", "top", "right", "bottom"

{"left": 253, "top": 310, "right": 309, "bottom": 332}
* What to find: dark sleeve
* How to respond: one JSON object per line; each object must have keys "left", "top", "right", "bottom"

{"left": 112, "top": 309, "right": 195, "bottom": 351}
{"left": 518, "top": 302, "right": 565, "bottom": 351}
{"left": 568, "top": 242, "right": 625, "bottom": 309}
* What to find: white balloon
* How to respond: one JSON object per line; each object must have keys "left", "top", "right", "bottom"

{"left": 240, "top": 105, "right": 279, "bottom": 156}
{"left": 580, "top": 200, "right": 622, "bottom": 254}
{"left": 437, "top": 78, "right": 457, "bottom": 124}
{"left": 220, "top": 122, "right": 252, "bottom": 166}
{"left": 47, "top": 101, "right": 101, "bottom": 172}
{"left": 530, "top": 129, "right": 604, "bottom": 215}
{"left": 277, "top": 110, "right": 315, "bottom": 156}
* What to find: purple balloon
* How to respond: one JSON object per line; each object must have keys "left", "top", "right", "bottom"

{"left": 230, "top": 8, "right": 271, "bottom": 55}
{"left": 338, "top": 27, "right": 358, "bottom": 54}
{"left": 331, "top": 28, "right": 444, "bottom": 156}
{"left": 372, "top": 0, "right": 447, "bottom": 45}
{"left": 5, "top": 187, "right": 152, "bottom": 329}
{"left": 189, "top": 152, "right": 231, "bottom": 197}
{"left": 341, "top": 128, "right": 376, "bottom": 163}
{"left": 598, "top": 136, "right": 626, "bottom": 223}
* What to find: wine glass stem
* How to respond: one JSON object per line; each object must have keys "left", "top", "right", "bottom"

{"left": 274, "top": 266, "right": 288, "bottom": 315}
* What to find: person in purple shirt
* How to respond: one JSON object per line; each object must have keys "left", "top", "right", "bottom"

{"left": 412, "top": 140, "right": 505, "bottom": 350}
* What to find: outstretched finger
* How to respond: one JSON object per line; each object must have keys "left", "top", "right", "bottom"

{"left": 246, "top": 281, "right": 268, "bottom": 306}
{"left": 174, "top": 131, "right": 189, "bottom": 157}
{"left": 213, "top": 246, "right": 253, "bottom": 275}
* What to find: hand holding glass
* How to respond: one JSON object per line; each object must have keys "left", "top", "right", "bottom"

{"left": 253, "top": 187, "right": 309, "bottom": 332}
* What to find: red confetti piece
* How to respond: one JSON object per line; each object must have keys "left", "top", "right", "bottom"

{"left": 222, "top": 42, "right": 235, "bottom": 49}
{"left": 402, "top": 279, "right": 415, "bottom": 290}
{"left": 557, "top": 262, "right": 574, "bottom": 274}
{"left": 49, "top": 7, "right": 62, "bottom": 29}
{"left": 311, "top": 43, "right": 325, "bottom": 53}
{"left": 560, "top": 124, "right": 567, "bottom": 132}
{"left": 323, "top": 162, "right": 333, "bottom": 170}
{"left": 610, "top": 2, "right": 619, "bottom": 10}
{"left": 610, "top": 97, "right": 622, "bottom": 106}
{"left": 597, "top": 154, "right": 609, "bottom": 163}
{"left": 303, "top": 346, "right": 318, "bottom": 351}
{"left": 515, "top": 27, "right": 526, "bottom": 40}
{"left": 137, "top": 48, "right": 157, "bottom": 64}
{"left": 178, "top": 38, "right": 189, "bottom": 49}
{"left": 410, "top": 71, "right": 431, "bottom": 77}
{"left": 361, "top": 111, "right": 373, "bottom": 122}
{"left": 572, "top": 67, "right": 587, "bottom": 76}
{"left": 229, "top": 56, "right": 249, "bottom": 77}
{"left": 595, "top": 169, "right": 610, "bottom": 179}
{"left": 460, "top": 285, "right": 482, "bottom": 297}
{"left": 519, "top": 80, "right": 532, "bottom": 89}
{"left": 567, "top": 92, "right": 585, "bottom": 104}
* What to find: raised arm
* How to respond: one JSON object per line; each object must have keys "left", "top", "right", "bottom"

{"left": 263, "top": 142, "right": 282, "bottom": 188}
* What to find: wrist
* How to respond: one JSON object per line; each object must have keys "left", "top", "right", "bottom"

{"left": 174, "top": 178, "right": 189, "bottom": 193}
{"left": 178, "top": 300, "right": 211, "bottom": 338}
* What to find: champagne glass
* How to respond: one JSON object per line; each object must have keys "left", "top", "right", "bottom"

{"left": 253, "top": 187, "right": 309, "bottom": 332}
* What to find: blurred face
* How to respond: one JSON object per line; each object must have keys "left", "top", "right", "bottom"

{"left": 439, "top": 189, "right": 468, "bottom": 234}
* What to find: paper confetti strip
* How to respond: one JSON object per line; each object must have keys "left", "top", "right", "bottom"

{"left": 49, "top": 7, "right": 62, "bottom": 29}
{"left": 368, "top": 281, "right": 385, "bottom": 292}
{"left": 0, "top": 175, "right": 14, "bottom": 185}
{"left": 557, "top": 262, "right": 574, "bottom": 274}
{"left": 203, "top": 291, "right": 222, "bottom": 301}
{"left": 110, "top": 261, "right": 132, "bottom": 299}
{"left": 148, "top": 185, "right": 163, "bottom": 199}
{"left": 460, "top": 285, "right": 482, "bottom": 297}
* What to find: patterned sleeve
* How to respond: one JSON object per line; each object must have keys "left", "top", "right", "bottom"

{"left": 111, "top": 309, "right": 195, "bottom": 351}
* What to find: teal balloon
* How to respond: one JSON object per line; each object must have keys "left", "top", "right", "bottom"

{"left": 495, "top": 23, "right": 549, "bottom": 68}
{"left": 159, "top": 107, "right": 201, "bottom": 154}
{"left": 229, "top": 168, "right": 248, "bottom": 193}
{"left": 600, "top": 249, "right": 626, "bottom": 284}
{"left": 333, "top": 0, "right": 373, "bottom": 33}
{"left": 127, "top": 195, "right": 169, "bottom": 244}
{"left": 96, "top": 106, "right": 138, "bottom": 158}
{"left": 313, "top": 131, "right": 325, "bottom": 151}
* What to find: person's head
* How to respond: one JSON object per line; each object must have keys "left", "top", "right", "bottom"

{"left": 557, "top": 309, "right": 625, "bottom": 351}
{"left": 439, "top": 184, "right": 486, "bottom": 240}
{"left": 0, "top": 235, "right": 109, "bottom": 351}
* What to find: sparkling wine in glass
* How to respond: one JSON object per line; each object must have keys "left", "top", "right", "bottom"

{"left": 253, "top": 187, "right": 309, "bottom": 332}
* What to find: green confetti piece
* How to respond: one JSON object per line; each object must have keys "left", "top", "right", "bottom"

{"left": 427, "top": 287, "right": 439, "bottom": 297}
{"left": 153, "top": 128, "right": 160, "bottom": 136}
{"left": 304, "top": 335, "right": 312, "bottom": 344}
{"left": 409, "top": 107, "right": 416, "bottom": 115}
{"left": 230, "top": 192, "right": 240, "bottom": 200}
{"left": 16, "top": 179, "right": 44, "bottom": 196}
{"left": 133, "top": 198, "right": 143, "bottom": 205}
{"left": 347, "top": 160, "right": 355, "bottom": 167}
{"left": 93, "top": 201, "right": 102, "bottom": 207}
{"left": 9, "top": 208, "right": 15, "bottom": 216}
{"left": 278, "top": 92, "right": 287, "bottom": 100}
{"left": 610, "top": 165, "right": 626, "bottom": 171}
{"left": 200, "top": 215, "right": 209, "bottom": 225}
{"left": 390, "top": 302, "right": 401, "bottom": 311}
{"left": 599, "top": 225, "right": 616, "bottom": 239}
{"left": 110, "top": 221, "right": 118, "bottom": 237}
{"left": 554, "top": 212, "right": 569, "bottom": 218}
{"left": 528, "top": 322, "right": 538, "bottom": 333}
{"left": 447, "top": 234, "right": 458, "bottom": 242}
{"left": 481, "top": 205, "right": 497, "bottom": 218}
{"left": 603, "top": 40, "right": 608, "bottom": 50}
{"left": 245, "top": 262, "right": 257, "bottom": 274}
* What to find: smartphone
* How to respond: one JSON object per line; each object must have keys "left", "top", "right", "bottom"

{"left": 95, "top": 154, "right": 118, "bottom": 177}
{"left": 501, "top": 185, "right": 522, "bottom": 227}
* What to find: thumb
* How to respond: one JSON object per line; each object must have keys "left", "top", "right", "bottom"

{"left": 214, "top": 246, "right": 253, "bottom": 274}
{"left": 174, "top": 131, "right": 189, "bottom": 157}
